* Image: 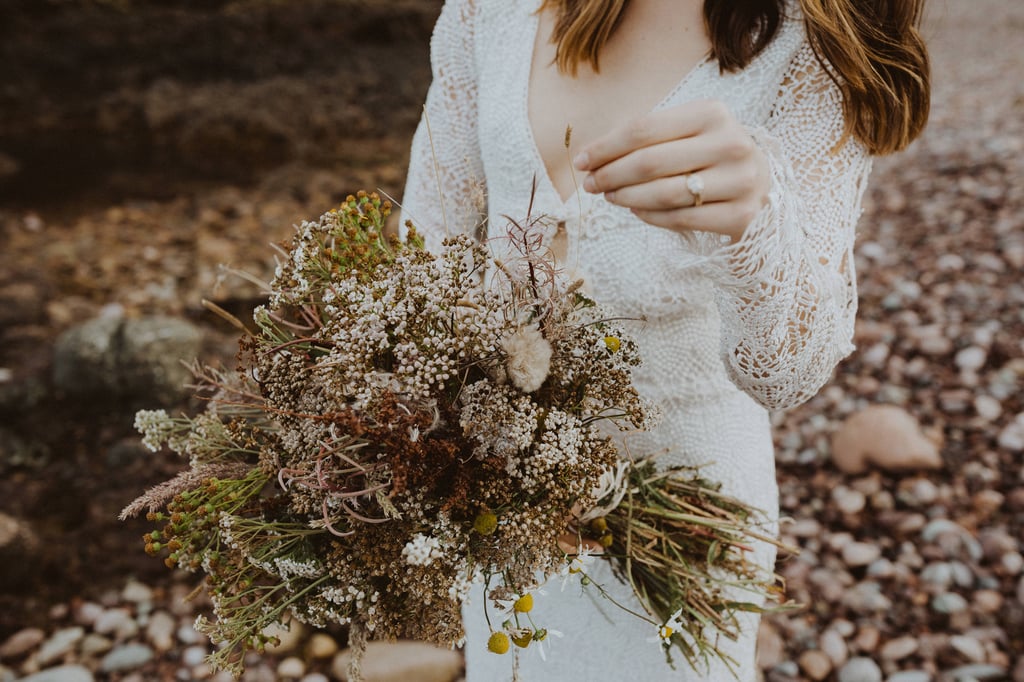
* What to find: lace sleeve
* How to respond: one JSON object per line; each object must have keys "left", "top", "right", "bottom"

{"left": 705, "top": 45, "right": 872, "bottom": 410}
{"left": 399, "top": 0, "right": 487, "bottom": 252}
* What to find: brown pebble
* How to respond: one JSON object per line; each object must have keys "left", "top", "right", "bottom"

{"left": 798, "top": 649, "right": 833, "bottom": 681}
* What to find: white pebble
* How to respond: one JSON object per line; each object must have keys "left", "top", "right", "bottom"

{"left": 833, "top": 486, "right": 867, "bottom": 515}
{"left": 842, "top": 542, "right": 882, "bottom": 568}
{"left": 276, "top": 657, "right": 306, "bottom": 679}
{"left": 949, "top": 635, "right": 986, "bottom": 663}
{"left": 974, "top": 395, "right": 1002, "bottom": 421}
{"left": 837, "top": 657, "right": 883, "bottom": 682}
{"left": 954, "top": 346, "right": 987, "bottom": 372}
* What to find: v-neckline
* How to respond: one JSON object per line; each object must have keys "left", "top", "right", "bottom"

{"left": 520, "top": 2, "right": 712, "bottom": 206}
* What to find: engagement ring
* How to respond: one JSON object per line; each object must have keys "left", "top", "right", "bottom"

{"left": 685, "top": 173, "right": 705, "bottom": 207}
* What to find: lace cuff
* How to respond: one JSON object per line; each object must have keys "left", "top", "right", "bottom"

{"left": 702, "top": 124, "right": 862, "bottom": 410}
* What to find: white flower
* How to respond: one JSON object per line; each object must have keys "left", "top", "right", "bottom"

{"left": 648, "top": 608, "right": 684, "bottom": 647}
{"left": 401, "top": 533, "right": 444, "bottom": 567}
{"left": 134, "top": 409, "right": 174, "bottom": 452}
{"left": 500, "top": 324, "right": 552, "bottom": 393}
{"left": 578, "top": 461, "right": 630, "bottom": 523}
{"left": 532, "top": 627, "right": 563, "bottom": 661}
{"left": 558, "top": 545, "right": 596, "bottom": 591}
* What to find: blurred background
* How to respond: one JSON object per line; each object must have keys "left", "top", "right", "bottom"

{"left": 0, "top": 1, "right": 1021, "bottom": 681}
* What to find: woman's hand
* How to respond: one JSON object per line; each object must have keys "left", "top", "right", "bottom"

{"left": 573, "top": 100, "right": 771, "bottom": 243}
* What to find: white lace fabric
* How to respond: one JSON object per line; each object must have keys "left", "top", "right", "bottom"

{"left": 400, "top": 1, "right": 872, "bottom": 679}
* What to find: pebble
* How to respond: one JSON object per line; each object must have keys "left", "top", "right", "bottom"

{"left": 837, "top": 657, "right": 883, "bottom": 682}
{"left": 798, "top": 650, "right": 833, "bottom": 681}
{"left": 181, "top": 645, "right": 208, "bottom": 667}
{"left": 879, "top": 635, "right": 919, "bottom": 661}
{"left": 842, "top": 582, "right": 892, "bottom": 613}
{"left": 36, "top": 627, "right": 85, "bottom": 667}
{"left": 922, "top": 520, "right": 983, "bottom": 561}
{"left": 120, "top": 580, "right": 154, "bottom": 604}
{"left": 842, "top": 542, "right": 882, "bottom": 568}
{"left": 276, "top": 657, "right": 306, "bottom": 678}
{"left": 819, "top": 629, "right": 848, "bottom": 666}
{"left": 950, "top": 635, "right": 987, "bottom": 663}
{"left": 145, "top": 611, "right": 175, "bottom": 652}
{"left": 99, "top": 644, "right": 154, "bottom": 672}
{"left": 769, "top": 661, "right": 800, "bottom": 682}
{"left": 974, "top": 589, "right": 1003, "bottom": 613}
{"left": 786, "top": 518, "right": 822, "bottom": 538}
{"left": 946, "top": 664, "right": 1008, "bottom": 681}
{"left": 898, "top": 478, "right": 940, "bottom": 507}
{"left": 176, "top": 623, "right": 202, "bottom": 645}
{"left": 997, "top": 414, "right": 1024, "bottom": 451}
{"left": 0, "top": 628, "right": 45, "bottom": 659}
{"left": 853, "top": 626, "right": 880, "bottom": 653}
{"left": 866, "top": 558, "right": 895, "bottom": 579}
{"left": 974, "top": 395, "right": 1003, "bottom": 421}
{"left": 18, "top": 665, "right": 94, "bottom": 682}
{"left": 955, "top": 345, "right": 988, "bottom": 371}
{"left": 932, "top": 592, "right": 970, "bottom": 614}
{"left": 79, "top": 634, "right": 113, "bottom": 657}
{"left": 972, "top": 489, "right": 1005, "bottom": 517}
{"left": 305, "top": 633, "right": 339, "bottom": 660}
{"left": 93, "top": 608, "right": 139, "bottom": 640}
{"left": 1001, "top": 552, "right": 1023, "bottom": 576}
{"left": 262, "top": 620, "right": 305, "bottom": 655}
{"left": 73, "top": 603, "right": 103, "bottom": 628}
{"left": 757, "top": 622, "right": 785, "bottom": 669}
{"left": 833, "top": 486, "right": 867, "bottom": 515}
{"left": 887, "top": 672, "right": 931, "bottom": 682}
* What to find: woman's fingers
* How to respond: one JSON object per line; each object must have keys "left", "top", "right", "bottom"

{"left": 557, "top": 533, "right": 603, "bottom": 556}
{"left": 631, "top": 198, "right": 765, "bottom": 237}
{"left": 582, "top": 134, "right": 719, "bottom": 194}
{"left": 604, "top": 160, "right": 758, "bottom": 211}
{"left": 574, "top": 100, "right": 728, "bottom": 172}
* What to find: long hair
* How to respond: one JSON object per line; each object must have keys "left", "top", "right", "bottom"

{"left": 538, "top": 0, "right": 930, "bottom": 155}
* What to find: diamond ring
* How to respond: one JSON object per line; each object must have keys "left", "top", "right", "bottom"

{"left": 685, "top": 173, "right": 705, "bottom": 208}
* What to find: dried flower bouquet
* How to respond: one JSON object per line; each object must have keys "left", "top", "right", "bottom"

{"left": 123, "top": 192, "right": 787, "bottom": 679}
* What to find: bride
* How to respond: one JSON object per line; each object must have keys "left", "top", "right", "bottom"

{"left": 400, "top": 0, "right": 929, "bottom": 679}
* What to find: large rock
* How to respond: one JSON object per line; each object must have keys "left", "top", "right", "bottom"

{"left": 831, "top": 405, "right": 943, "bottom": 474}
{"left": 53, "top": 315, "right": 202, "bottom": 405}
{"left": 332, "top": 641, "right": 462, "bottom": 682}
{"left": 0, "top": 512, "right": 41, "bottom": 583}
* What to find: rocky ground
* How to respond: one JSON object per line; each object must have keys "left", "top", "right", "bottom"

{"left": 1, "top": 1, "right": 1022, "bottom": 681}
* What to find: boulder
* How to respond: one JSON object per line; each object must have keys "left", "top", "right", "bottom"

{"left": 831, "top": 405, "right": 942, "bottom": 474}
{"left": 53, "top": 314, "right": 202, "bottom": 405}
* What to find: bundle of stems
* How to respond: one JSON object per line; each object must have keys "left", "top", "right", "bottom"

{"left": 601, "top": 459, "right": 794, "bottom": 669}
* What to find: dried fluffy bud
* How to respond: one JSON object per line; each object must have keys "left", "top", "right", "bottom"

{"left": 501, "top": 324, "right": 552, "bottom": 393}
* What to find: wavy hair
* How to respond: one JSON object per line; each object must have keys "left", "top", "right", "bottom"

{"left": 538, "top": 0, "right": 930, "bottom": 155}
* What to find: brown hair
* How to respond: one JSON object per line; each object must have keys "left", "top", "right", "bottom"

{"left": 538, "top": 0, "right": 930, "bottom": 155}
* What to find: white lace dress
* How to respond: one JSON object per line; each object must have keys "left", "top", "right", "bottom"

{"left": 400, "top": 1, "right": 872, "bottom": 679}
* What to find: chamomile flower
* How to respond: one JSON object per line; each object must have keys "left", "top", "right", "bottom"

{"left": 648, "top": 608, "right": 684, "bottom": 647}
{"left": 558, "top": 545, "right": 597, "bottom": 590}
{"left": 531, "top": 627, "right": 563, "bottom": 661}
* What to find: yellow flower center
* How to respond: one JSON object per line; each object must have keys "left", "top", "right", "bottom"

{"left": 513, "top": 593, "right": 534, "bottom": 613}
{"left": 511, "top": 631, "right": 533, "bottom": 648}
{"left": 487, "top": 632, "right": 510, "bottom": 654}
{"left": 473, "top": 512, "right": 498, "bottom": 535}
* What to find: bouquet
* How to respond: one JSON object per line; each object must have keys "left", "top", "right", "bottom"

{"left": 122, "top": 192, "right": 787, "bottom": 679}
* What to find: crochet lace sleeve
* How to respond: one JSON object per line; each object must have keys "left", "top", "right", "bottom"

{"left": 399, "top": 0, "right": 486, "bottom": 252}
{"left": 705, "top": 45, "right": 872, "bottom": 410}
